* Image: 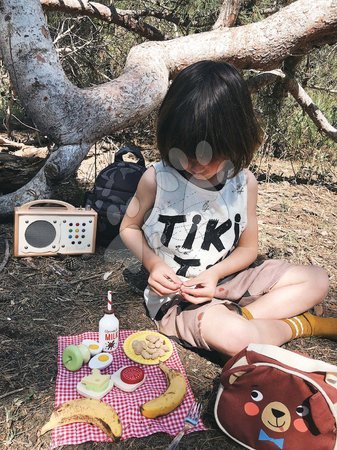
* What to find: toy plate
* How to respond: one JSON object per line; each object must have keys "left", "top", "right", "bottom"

{"left": 123, "top": 331, "right": 173, "bottom": 365}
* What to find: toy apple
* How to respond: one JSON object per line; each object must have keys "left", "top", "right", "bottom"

{"left": 62, "top": 344, "right": 91, "bottom": 371}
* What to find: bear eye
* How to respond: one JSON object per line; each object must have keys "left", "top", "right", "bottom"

{"left": 296, "top": 405, "right": 309, "bottom": 417}
{"left": 251, "top": 390, "right": 263, "bottom": 401}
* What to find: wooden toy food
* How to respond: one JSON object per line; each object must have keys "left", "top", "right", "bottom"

{"left": 111, "top": 366, "right": 146, "bottom": 392}
{"left": 132, "top": 334, "right": 170, "bottom": 360}
{"left": 40, "top": 398, "right": 122, "bottom": 439}
{"left": 123, "top": 331, "right": 173, "bottom": 365}
{"left": 88, "top": 353, "right": 113, "bottom": 370}
{"left": 62, "top": 344, "right": 91, "bottom": 371}
{"left": 81, "top": 369, "right": 110, "bottom": 392}
{"left": 140, "top": 363, "right": 187, "bottom": 419}
{"left": 121, "top": 366, "right": 144, "bottom": 384}
{"left": 77, "top": 369, "right": 114, "bottom": 399}
{"left": 81, "top": 339, "right": 103, "bottom": 356}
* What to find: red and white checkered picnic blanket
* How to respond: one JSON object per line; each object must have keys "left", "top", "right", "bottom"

{"left": 51, "top": 330, "right": 206, "bottom": 448}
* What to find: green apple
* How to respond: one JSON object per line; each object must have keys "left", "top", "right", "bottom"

{"left": 62, "top": 345, "right": 84, "bottom": 371}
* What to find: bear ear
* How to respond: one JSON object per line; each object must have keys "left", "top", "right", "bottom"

{"left": 221, "top": 356, "right": 255, "bottom": 387}
{"left": 226, "top": 356, "right": 249, "bottom": 384}
{"left": 309, "top": 392, "right": 335, "bottom": 434}
{"left": 229, "top": 356, "right": 248, "bottom": 370}
{"left": 229, "top": 370, "right": 247, "bottom": 385}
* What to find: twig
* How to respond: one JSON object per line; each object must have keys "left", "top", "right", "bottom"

{"left": 0, "top": 239, "right": 10, "bottom": 273}
{"left": 67, "top": 272, "right": 106, "bottom": 284}
{"left": 0, "top": 136, "right": 23, "bottom": 149}
{"left": 307, "top": 85, "right": 337, "bottom": 94}
{"left": 0, "top": 387, "right": 26, "bottom": 400}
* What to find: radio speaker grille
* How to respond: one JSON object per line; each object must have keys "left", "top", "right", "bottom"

{"left": 25, "top": 220, "right": 56, "bottom": 248}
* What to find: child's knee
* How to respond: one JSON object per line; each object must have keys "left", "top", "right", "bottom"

{"left": 201, "top": 308, "right": 253, "bottom": 356}
{"left": 307, "top": 265, "right": 329, "bottom": 299}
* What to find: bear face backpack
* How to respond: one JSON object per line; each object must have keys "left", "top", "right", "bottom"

{"left": 214, "top": 344, "right": 337, "bottom": 450}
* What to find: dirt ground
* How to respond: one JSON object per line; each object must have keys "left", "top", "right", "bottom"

{"left": 0, "top": 147, "right": 336, "bottom": 449}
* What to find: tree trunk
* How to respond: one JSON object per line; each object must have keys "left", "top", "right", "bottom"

{"left": 0, "top": 0, "right": 336, "bottom": 217}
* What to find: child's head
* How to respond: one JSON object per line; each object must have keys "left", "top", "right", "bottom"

{"left": 157, "top": 60, "right": 262, "bottom": 176}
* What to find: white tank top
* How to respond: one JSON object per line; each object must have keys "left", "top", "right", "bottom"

{"left": 142, "top": 161, "right": 248, "bottom": 319}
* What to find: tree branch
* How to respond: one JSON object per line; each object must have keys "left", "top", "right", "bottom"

{"left": 1, "top": 0, "right": 337, "bottom": 216}
{"left": 0, "top": 136, "right": 24, "bottom": 149}
{"left": 307, "top": 85, "right": 337, "bottom": 94}
{"left": 42, "top": 0, "right": 167, "bottom": 41}
{"left": 248, "top": 70, "right": 337, "bottom": 142}
{"left": 213, "top": 0, "right": 241, "bottom": 29}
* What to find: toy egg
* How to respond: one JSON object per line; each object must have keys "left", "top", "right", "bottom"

{"left": 88, "top": 353, "right": 113, "bottom": 370}
{"left": 82, "top": 339, "right": 103, "bottom": 356}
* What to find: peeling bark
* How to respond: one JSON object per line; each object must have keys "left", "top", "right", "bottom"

{"left": 213, "top": 0, "right": 241, "bottom": 29}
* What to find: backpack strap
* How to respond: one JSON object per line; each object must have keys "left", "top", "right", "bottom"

{"left": 114, "top": 145, "right": 146, "bottom": 167}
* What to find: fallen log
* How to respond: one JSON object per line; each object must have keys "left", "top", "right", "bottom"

{"left": 0, "top": 153, "right": 46, "bottom": 194}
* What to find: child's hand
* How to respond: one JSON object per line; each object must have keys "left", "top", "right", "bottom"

{"left": 180, "top": 271, "right": 219, "bottom": 304}
{"left": 148, "top": 261, "right": 182, "bottom": 296}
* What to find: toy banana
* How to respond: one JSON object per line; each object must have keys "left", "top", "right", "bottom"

{"left": 40, "top": 398, "right": 122, "bottom": 439}
{"left": 140, "top": 362, "right": 187, "bottom": 418}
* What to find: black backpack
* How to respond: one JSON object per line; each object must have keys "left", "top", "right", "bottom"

{"left": 85, "top": 145, "right": 146, "bottom": 246}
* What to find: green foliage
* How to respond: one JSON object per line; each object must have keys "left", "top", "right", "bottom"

{"left": 253, "top": 44, "right": 336, "bottom": 181}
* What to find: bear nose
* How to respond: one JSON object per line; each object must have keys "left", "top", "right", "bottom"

{"left": 272, "top": 408, "right": 285, "bottom": 419}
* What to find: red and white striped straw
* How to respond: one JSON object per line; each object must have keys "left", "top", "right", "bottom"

{"left": 107, "top": 290, "right": 112, "bottom": 310}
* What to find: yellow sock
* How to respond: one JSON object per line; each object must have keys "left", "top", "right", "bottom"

{"left": 241, "top": 307, "right": 254, "bottom": 320}
{"left": 284, "top": 312, "right": 337, "bottom": 340}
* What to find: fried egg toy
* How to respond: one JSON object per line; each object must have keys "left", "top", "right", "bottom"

{"left": 88, "top": 353, "right": 113, "bottom": 370}
{"left": 82, "top": 339, "right": 103, "bottom": 356}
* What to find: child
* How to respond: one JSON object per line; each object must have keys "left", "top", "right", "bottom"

{"left": 120, "top": 60, "right": 336, "bottom": 356}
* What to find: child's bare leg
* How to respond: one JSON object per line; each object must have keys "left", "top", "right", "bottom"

{"left": 246, "top": 265, "right": 329, "bottom": 320}
{"left": 200, "top": 305, "right": 292, "bottom": 356}
{"left": 239, "top": 265, "right": 337, "bottom": 341}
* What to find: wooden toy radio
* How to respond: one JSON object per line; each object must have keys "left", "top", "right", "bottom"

{"left": 14, "top": 200, "right": 97, "bottom": 257}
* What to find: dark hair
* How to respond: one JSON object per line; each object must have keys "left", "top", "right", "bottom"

{"left": 156, "top": 60, "right": 263, "bottom": 175}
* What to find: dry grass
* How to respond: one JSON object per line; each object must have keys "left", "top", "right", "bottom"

{"left": 0, "top": 154, "right": 336, "bottom": 449}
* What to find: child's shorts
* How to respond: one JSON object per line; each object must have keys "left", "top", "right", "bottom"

{"left": 153, "top": 259, "right": 292, "bottom": 351}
